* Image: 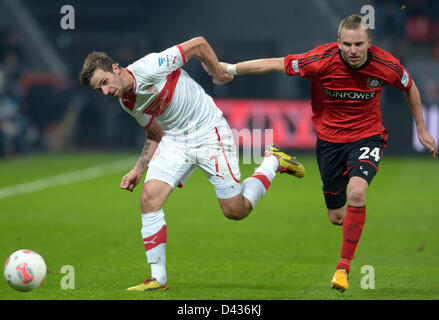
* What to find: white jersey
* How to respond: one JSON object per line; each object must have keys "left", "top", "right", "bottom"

{"left": 119, "top": 45, "right": 223, "bottom": 136}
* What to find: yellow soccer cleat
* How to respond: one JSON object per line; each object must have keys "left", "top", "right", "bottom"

{"left": 126, "top": 277, "right": 169, "bottom": 292}
{"left": 264, "top": 145, "right": 305, "bottom": 178}
{"left": 330, "top": 268, "right": 349, "bottom": 292}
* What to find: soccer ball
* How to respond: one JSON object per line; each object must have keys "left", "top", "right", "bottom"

{"left": 3, "top": 249, "right": 47, "bottom": 292}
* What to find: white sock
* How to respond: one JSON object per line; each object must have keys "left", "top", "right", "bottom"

{"left": 256, "top": 155, "right": 279, "bottom": 180}
{"left": 242, "top": 155, "right": 279, "bottom": 209}
{"left": 141, "top": 209, "right": 167, "bottom": 285}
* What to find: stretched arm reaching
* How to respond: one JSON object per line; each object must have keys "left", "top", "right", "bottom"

{"left": 120, "top": 119, "right": 163, "bottom": 192}
{"left": 179, "top": 36, "right": 233, "bottom": 84}
{"left": 218, "top": 57, "right": 286, "bottom": 75}
{"left": 404, "top": 80, "right": 437, "bottom": 158}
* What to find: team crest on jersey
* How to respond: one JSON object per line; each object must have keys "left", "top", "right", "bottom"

{"left": 146, "top": 85, "right": 159, "bottom": 94}
{"left": 367, "top": 77, "right": 383, "bottom": 89}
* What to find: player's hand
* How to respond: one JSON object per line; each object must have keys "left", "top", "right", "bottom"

{"left": 213, "top": 73, "right": 234, "bottom": 84}
{"left": 120, "top": 169, "right": 142, "bottom": 192}
{"left": 219, "top": 62, "right": 232, "bottom": 73}
{"left": 418, "top": 129, "right": 437, "bottom": 158}
{"left": 201, "top": 62, "right": 234, "bottom": 84}
{"left": 201, "top": 62, "right": 213, "bottom": 76}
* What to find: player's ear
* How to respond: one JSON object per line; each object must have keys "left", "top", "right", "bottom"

{"left": 112, "top": 63, "right": 121, "bottom": 74}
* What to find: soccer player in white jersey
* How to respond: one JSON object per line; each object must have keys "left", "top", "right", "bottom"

{"left": 79, "top": 36, "right": 305, "bottom": 291}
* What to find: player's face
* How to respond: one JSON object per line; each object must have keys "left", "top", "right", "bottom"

{"left": 89, "top": 64, "right": 125, "bottom": 98}
{"left": 338, "top": 27, "right": 371, "bottom": 68}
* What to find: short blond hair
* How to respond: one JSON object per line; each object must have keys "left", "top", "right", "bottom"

{"left": 338, "top": 14, "right": 370, "bottom": 39}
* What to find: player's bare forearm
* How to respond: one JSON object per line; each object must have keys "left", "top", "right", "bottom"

{"left": 135, "top": 119, "right": 162, "bottom": 173}
{"left": 404, "top": 81, "right": 425, "bottom": 129}
{"left": 135, "top": 138, "right": 158, "bottom": 173}
{"left": 120, "top": 133, "right": 159, "bottom": 192}
{"left": 404, "top": 80, "right": 437, "bottom": 157}
{"left": 221, "top": 58, "right": 285, "bottom": 75}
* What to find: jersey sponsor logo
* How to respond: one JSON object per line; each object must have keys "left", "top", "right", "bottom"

{"left": 292, "top": 60, "right": 299, "bottom": 73}
{"left": 168, "top": 54, "right": 178, "bottom": 66}
{"left": 401, "top": 70, "right": 409, "bottom": 87}
{"left": 164, "top": 54, "right": 178, "bottom": 67}
{"left": 367, "top": 77, "right": 383, "bottom": 89}
{"left": 324, "top": 88, "right": 377, "bottom": 101}
{"left": 159, "top": 54, "right": 178, "bottom": 68}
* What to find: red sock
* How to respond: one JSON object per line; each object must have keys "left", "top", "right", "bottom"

{"left": 336, "top": 205, "right": 366, "bottom": 273}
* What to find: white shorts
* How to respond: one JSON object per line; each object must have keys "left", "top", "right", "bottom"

{"left": 145, "top": 117, "right": 242, "bottom": 199}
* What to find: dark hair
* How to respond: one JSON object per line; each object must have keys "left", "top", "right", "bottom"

{"left": 79, "top": 52, "right": 115, "bottom": 86}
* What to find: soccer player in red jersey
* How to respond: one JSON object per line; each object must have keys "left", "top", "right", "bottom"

{"left": 215, "top": 14, "right": 437, "bottom": 292}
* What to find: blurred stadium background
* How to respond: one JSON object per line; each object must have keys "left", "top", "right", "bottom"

{"left": 0, "top": 0, "right": 438, "bottom": 157}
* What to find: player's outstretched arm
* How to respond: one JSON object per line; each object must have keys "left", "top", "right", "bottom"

{"left": 120, "top": 119, "right": 163, "bottom": 192}
{"left": 180, "top": 36, "right": 233, "bottom": 84}
{"left": 220, "top": 58, "right": 285, "bottom": 75}
{"left": 404, "top": 80, "right": 437, "bottom": 158}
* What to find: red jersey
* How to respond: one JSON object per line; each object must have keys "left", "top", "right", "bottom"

{"left": 284, "top": 42, "right": 412, "bottom": 143}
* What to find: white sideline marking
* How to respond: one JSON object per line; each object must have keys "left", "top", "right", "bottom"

{"left": 0, "top": 157, "right": 137, "bottom": 199}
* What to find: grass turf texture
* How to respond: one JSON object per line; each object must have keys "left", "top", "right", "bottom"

{"left": 0, "top": 152, "right": 438, "bottom": 300}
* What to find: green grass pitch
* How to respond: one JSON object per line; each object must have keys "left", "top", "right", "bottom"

{"left": 0, "top": 151, "right": 438, "bottom": 300}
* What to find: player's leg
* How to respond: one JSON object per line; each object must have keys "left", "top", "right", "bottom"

{"left": 316, "top": 137, "right": 353, "bottom": 291}
{"left": 216, "top": 148, "right": 280, "bottom": 220}
{"left": 316, "top": 137, "right": 349, "bottom": 226}
{"left": 217, "top": 190, "right": 252, "bottom": 220}
{"left": 226, "top": 145, "right": 305, "bottom": 218}
{"left": 331, "top": 176, "right": 369, "bottom": 292}
{"left": 336, "top": 176, "right": 368, "bottom": 268}
{"left": 127, "top": 178, "right": 173, "bottom": 292}
{"left": 215, "top": 146, "right": 297, "bottom": 220}
{"left": 331, "top": 134, "right": 386, "bottom": 292}
{"left": 203, "top": 118, "right": 305, "bottom": 220}
{"left": 326, "top": 172, "right": 369, "bottom": 224}
{"left": 327, "top": 205, "right": 346, "bottom": 225}
{"left": 140, "top": 179, "right": 173, "bottom": 213}
{"left": 127, "top": 139, "right": 193, "bottom": 292}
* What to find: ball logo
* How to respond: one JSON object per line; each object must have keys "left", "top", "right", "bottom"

{"left": 16, "top": 263, "right": 34, "bottom": 284}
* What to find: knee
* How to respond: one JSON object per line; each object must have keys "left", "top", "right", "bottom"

{"left": 329, "top": 213, "right": 344, "bottom": 226}
{"left": 140, "top": 188, "right": 161, "bottom": 212}
{"left": 222, "top": 207, "right": 248, "bottom": 221}
{"left": 347, "top": 187, "right": 366, "bottom": 205}
{"left": 328, "top": 207, "right": 345, "bottom": 225}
